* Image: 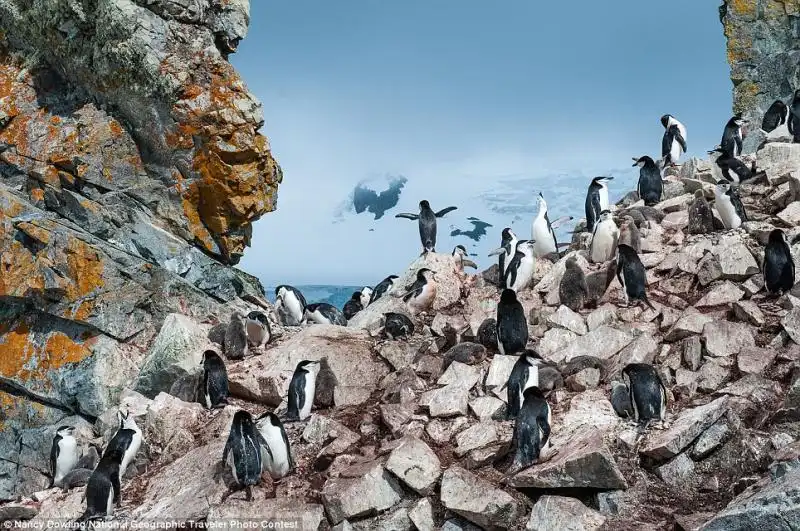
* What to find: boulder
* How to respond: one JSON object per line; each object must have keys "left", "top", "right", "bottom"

{"left": 526, "top": 496, "right": 606, "bottom": 531}
{"left": 437, "top": 361, "right": 480, "bottom": 390}
{"left": 207, "top": 500, "right": 325, "bottom": 530}
{"left": 455, "top": 422, "right": 499, "bottom": 456}
{"left": 385, "top": 436, "right": 441, "bottom": 496}
{"left": 641, "top": 397, "right": 730, "bottom": 461}
{"left": 144, "top": 392, "right": 205, "bottom": 464}
{"left": 440, "top": 466, "right": 523, "bottom": 530}
{"left": 733, "top": 301, "right": 766, "bottom": 327}
{"left": 702, "top": 321, "right": 755, "bottom": 357}
{"left": 485, "top": 355, "right": 517, "bottom": 391}
{"left": 737, "top": 347, "right": 777, "bottom": 375}
{"left": 469, "top": 396, "right": 506, "bottom": 420}
{"left": 322, "top": 459, "right": 404, "bottom": 525}
{"left": 409, "top": 498, "right": 436, "bottom": 531}
{"left": 550, "top": 325, "right": 634, "bottom": 364}
{"left": 665, "top": 312, "right": 714, "bottom": 342}
{"left": 695, "top": 282, "right": 744, "bottom": 308}
{"left": 546, "top": 305, "right": 588, "bottom": 335}
{"left": 712, "top": 241, "right": 759, "bottom": 281}
{"left": 421, "top": 384, "right": 470, "bottom": 418}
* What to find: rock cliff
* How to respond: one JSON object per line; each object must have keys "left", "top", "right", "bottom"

{"left": 0, "top": 0, "right": 281, "bottom": 498}
{"left": 720, "top": 0, "right": 800, "bottom": 152}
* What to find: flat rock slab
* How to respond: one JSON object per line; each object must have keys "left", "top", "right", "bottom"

{"left": 322, "top": 459, "right": 404, "bottom": 525}
{"left": 695, "top": 281, "right": 744, "bottom": 308}
{"left": 526, "top": 495, "right": 607, "bottom": 531}
{"left": 208, "top": 500, "right": 324, "bottom": 530}
{"left": 665, "top": 312, "right": 714, "bottom": 342}
{"left": 440, "top": 466, "right": 523, "bottom": 530}
{"left": 385, "top": 436, "right": 441, "bottom": 496}
{"left": 546, "top": 305, "right": 588, "bottom": 335}
{"left": 550, "top": 325, "right": 634, "bottom": 364}
{"left": 641, "top": 396, "right": 730, "bottom": 461}
{"left": 702, "top": 321, "right": 755, "bottom": 357}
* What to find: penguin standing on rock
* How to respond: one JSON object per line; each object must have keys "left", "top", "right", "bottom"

{"left": 688, "top": 189, "right": 715, "bottom": 235}
{"left": 708, "top": 147, "right": 764, "bottom": 184}
{"left": 222, "top": 410, "right": 269, "bottom": 501}
{"left": 531, "top": 193, "right": 559, "bottom": 258}
{"left": 105, "top": 408, "right": 143, "bottom": 485}
{"left": 714, "top": 181, "right": 747, "bottom": 229}
{"left": 201, "top": 350, "right": 229, "bottom": 409}
{"left": 245, "top": 311, "right": 271, "bottom": 349}
{"left": 720, "top": 115, "right": 747, "bottom": 157}
{"left": 395, "top": 200, "right": 458, "bottom": 254}
{"left": 633, "top": 156, "right": 663, "bottom": 206}
{"left": 274, "top": 285, "right": 307, "bottom": 326}
{"left": 585, "top": 176, "right": 613, "bottom": 232}
{"left": 452, "top": 245, "right": 478, "bottom": 271}
{"left": 509, "top": 386, "right": 552, "bottom": 473}
{"left": 370, "top": 275, "right": 398, "bottom": 304}
{"left": 501, "top": 240, "right": 537, "bottom": 292}
{"left": 342, "top": 292, "right": 364, "bottom": 320}
{"left": 764, "top": 228, "right": 796, "bottom": 295}
{"left": 762, "top": 99, "right": 790, "bottom": 134}
{"left": 383, "top": 312, "right": 415, "bottom": 339}
{"left": 506, "top": 351, "right": 541, "bottom": 419}
{"left": 590, "top": 211, "right": 619, "bottom": 264}
{"left": 401, "top": 268, "right": 438, "bottom": 313}
{"left": 304, "top": 303, "right": 348, "bottom": 326}
{"left": 51, "top": 426, "right": 79, "bottom": 488}
{"left": 79, "top": 444, "right": 122, "bottom": 522}
{"left": 789, "top": 90, "right": 800, "bottom": 143}
{"left": 616, "top": 244, "right": 655, "bottom": 310}
{"left": 359, "top": 287, "right": 373, "bottom": 309}
{"left": 496, "top": 288, "right": 528, "bottom": 355}
{"left": 255, "top": 412, "right": 294, "bottom": 480}
{"left": 622, "top": 363, "right": 667, "bottom": 427}
{"left": 559, "top": 256, "right": 589, "bottom": 312}
{"left": 287, "top": 360, "right": 320, "bottom": 421}
{"left": 661, "top": 114, "right": 687, "bottom": 167}
{"left": 225, "top": 312, "right": 249, "bottom": 360}
{"left": 493, "top": 228, "right": 518, "bottom": 279}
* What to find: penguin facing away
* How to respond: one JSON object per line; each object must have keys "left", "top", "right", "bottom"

{"left": 506, "top": 351, "right": 541, "bottom": 419}
{"left": 585, "top": 176, "right": 613, "bottom": 232}
{"left": 660, "top": 114, "right": 687, "bottom": 167}
{"left": 762, "top": 99, "right": 790, "bottom": 134}
{"left": 304, "top": 303, "right": 348, "bottom": 326}
{"left": 401, "top": 268, "right": 438, "bottom": 313}
{"left": 622, "top": 363, "right": 667, "bottom": 426}
{"left": 395, "top": 200, "right": 458, "bottom": 253}
{"left": 342, "top": 292, "right": 363, "bottom": 320}
{"left": 255, "top": 412, "right": 295, "bottom": 480}
{"left": 559, "top": 256, "right": 589, "bottom": 312}
{"left": 764, "top": 228, "right": 796, "bottom": 294}
{"left": 720, "top": 114, "right": 747, "bottom": 157}
{"left": 496, "top": 288, "right": 529, "bottom": 356}
{"left": 224, "top": 312, "right": 249, "bottom": 360}
{"left": 370, "top": 275, "right": 398, "bottom": 304}
{"left": 245, "top": 311, "right": 271, "bottom": 349}
{"left": 789, "top": 89, "right": 800, "bottom": 143}
{"left": 615, "top": 244, "right": 655, "bottom": 310}
{"left": 510, "top": 386, "right": 552, "bottom": 472}
{"left": 383, "top": 312, "right": 415, "bottom": 339}
{"left": 222, "top": 410, "right": 269, "bottom": 501}
{"left": 51, "top": 425, "right": 79, "bottom": 488}
{"left": 502, "top": 240, "right": 536, "bottom": 292}
{"left": 531, "top": 193, "right": 558, "bottom": 258}
{"left": 274, "top": 285, "right": 307, "bottom": 326}
{"left": 287, "top": 360, "right": 321, "bottom": 421}
{"left": 688, "top": 189, "right": 715, "bottom": 235}
{"left": 633, "top": 155, "right": 663, "bottom": 206}
{"left": 714, "top": 181, "right": 747, "bottom": 229}
{"left": 618, "top": 215, "right": 641, "bottom": 254}
{"left": 79, "top": 444, "right": 123, "bottom": 522}
{"left": 590, "top": 210, "right": 619, "bottom": 264}
{"left": 201, "top": 349, "right": 229, "bottom": 409}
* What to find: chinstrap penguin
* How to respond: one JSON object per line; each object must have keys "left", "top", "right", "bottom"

{"left": 590, "top": 210, "right": 619, "bottom": 264}
{"left": 245, "top": 311, "right": 271, "bottom": 349}
{"left": 496, "top": 288, "right": 529, "bottom": 355}
{"left": 383, "top": 312, "right": 415, "bottom": 339}
{"left": 506, "top": 351, "right": 541, "bottom": 419}
{"left": 395, "top": 199, "right": 457, "bottom": 253}
{"left": 201, "top": 349, "right": 229, "bottom": 409}
{"left": 359, "top": 287, "right": 373, "bottom": 308}
{"left": 287, "top": 360, "right": 320, "bottom": 421}
{"left": 707, "top": 147, "right": 764, "bottom": 184}
{"left": 559, "top": 256, "right": 589, "bottom": 312}
{"left": 761, "top": 99, "right": 790, "bottom": 134}
{"left": 714, "top": 181, "right": 747, "bottom": 229}
{"left": 452, "top": 245, "right": 478, "bottom": 271}
{"left": 79, "top": 444, "right": 123, "bottom": 522}
{"left": 402, "top": 268, "right": 438, "bottom": 313}
{"left": 615, "top": 244, "right": 655, "bottom": 310}
{"left": 633, "top": 155, "right": 663, "bottom": 206}
{"left": 585, "top": 176, "right": 613, "bottom": 232}
{"left": 370, "top": 275, "right": 398, "bottom": 304}
{"left": 51, "top": 426, "right": 79, "bottom": 488}
{"left": 720, "top": 114, "right": 747, "bottom": 157}
{"left": 274, "top": 285, "right": 307, "bottom": 326}
{"left": 688, "top": 189, "right": 715, "bottom": 235}
{"left": 501, "top": 240, "right": 536, "bottom": 292}
{"left": 342, "top": 291, "right": 364, "bottom": 320}
{"left": 764, "top": 228, "right": 795, "bottom": 295}
{"left": 490, "top": 228, "right": 518, "bottom": 281}
{"left": 222, "top": 410, "right": 268, "bottom": 501}
{"left": 660, "top": 114, "right": 687, "bottom": 167}
{"left": 255, "top": 412, "right": 294, "bottom": 480}
{"left": 509, "top": 386, "right": 552, "bottom": 473}
{"left": 622, "top": 363, "right": 667, "bottom": 427}
{"left": 304, "top": 303, "right": 348, "bottom": 326}
{"left": 531, "top": 193, "right": 559, "bottom": 258}
{"left": 104, "top": 408, "right": 142, "bottom": 486}
{"left": 224, "top": 312, "right": 249, "bottom": 360}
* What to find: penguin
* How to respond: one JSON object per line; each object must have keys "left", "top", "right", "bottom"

{"left": 789, "top": 90, "right": 800, "bottom": 143}
{"left": 615, "top": 244, "right": 655, "bottom": 310}
{"left": 488, "top": 228, "right": 518, "bottom": 282}
{"left": 245, "top": 311, "right": 271, "bottom": 349}
{"left": 501, "top": 240, "right": 536, "bottom": 292}
{"left": 104, "top": 408, "right": 143, "bottom": 485}
{"left": 452, "top": 245, "right": 478, "bottom": 271}
{"left": 720, "top": 114, "right": 747, "bottom": 157}
{"left": 79, "top": 444, "right": 122, "bottom": 522}
{"left": 286, "top": 360, "right": 320, "bottom": 421}
{"left": 509, "top": 386, "right": 551, "bottom": 472}
{"left": 222, "top": 410, "right": 268, "bottom": 501}
{"left": 255, "top": 412, "right": 294, "bottom": 480}
{"left": 224, "top": 312, "right": 249, "bottom": 360}
{"left": 633, "top": 156, "right": 663, "bottom": 206}
{"left": 395, "top": 200, "right": 458, "bottom": 253}
{"left": 621, "top": 363, "right": 667, "bottom": 426}
{"left": 707, "top": 147, "right": 764, "bottom": 184}
{"left": 584, "top": 176, "right": 613, "bottom": 232}
{"left": 383, "top": 312, "right": 415, "bottom": 339}
{"left": 688, "top": 189, "right": 715, "bottom": 235}
{"left": 496, "top": 288, "right": 529, "bottom": 355}
{"left": 714, "top": 181, "right": 747, "bottom": 229}
{"left": 660, "top": 114, "right": 687, "bottom": 167}
{"left": 558, "top": 256, "right": 589, "bottom": 312}
{"left": 201, "top": 349, "right": 229, "bottom": 409}
{"left": 761, "top": 99, "right": 790, "bottom": 134}
{"left": 50, "top": 426, "right": 79, "bottom": 488}
{"left": 764, "top": 228, "right": 796, "bottom": 295}
{"left": 370, "top": 275, "right": 398, "bottom": 304}
{"left": 618, "top": 215, "right": 641, "bottom": 254}
{"left": 531, "top": 193, "right": 559, "bottom": 258}
{"left": 342, "top": 292, "right": 363, "bottom": 320}
{"left": 506, "top": 351, "right": 541, "bottom": 419}
{"left": 610, "top": 381, "right": 635, "bottom": 419}
{"left": 304, "top": 303, "right": 348, "bottom": 326}
{"left": 401, "top": 268, "right": 438, "bottom": 313}
{"left": 476, "top": 318, "right": 498, "bottom": 351}
{"left": 274, "top": 285, "right": 307, "bottom": 326}
{"left": 359, "top": 287, "right": 373, "bottom": 308}
{"left": 590, "top": 210, "right": 619, "bottom": 264}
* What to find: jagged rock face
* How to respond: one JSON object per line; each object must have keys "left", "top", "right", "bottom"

{"left": 720, "top": 0, "right": 800, "bottom": 152}
{"left": 0, "top": 0, "right": 279, "bottom": 499}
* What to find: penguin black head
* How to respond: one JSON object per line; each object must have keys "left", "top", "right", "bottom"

{"left": 715, "top": 181, "right": 732, "bottom": 194}
{"left": 417, "top": 268, "right": 436, "bottom": 281}
{"left": 794, "top": 89, "right": 800, "bottom": 102}
{"left": 297, "top": 359, "right": 321, "bottom": 371}
{"left": 247, "top": 311, "right": 269, "bottom": 326}
{"left": 729, "top": 114, "right": 747, "bottom": 127}
{"left": 499, "top": 288, "right": 518, "bottom": 304}
{"left": 56, "top": 426, "right": 75, "bottom": 436}
{"left": 598, "top": 210, "right": 613, "bottom": 222}
{"left": 419, "top": 200, "right": 431, "bottom": 210}
{"left": 453, "top": 244, "right": 467, "bottom": 256}
{"left": 632, "top": 156, "right": 655, "bottom": 167}
{"left": 501, "top": 227, "right": 516, "bottom": 241}
{"left": 349, "top": 291, "right": 362, "bottom": 301}
{"left": 256, "top": 411, "right": 282, "bottom": 427}
{"left": 522, "top": 348, "right": 544, "bottom": 362}
{"left": 201, "top": 349, "right": 223, "bottom": 366}
{"left": 387, "top": 275, "right": 399, "bottom": 281}
{"left": 537, "top": 193, "right": 547, "bottom": 209}
{"left": 592, "top": 176, "right": 613, "bottom": 186}
{"left": 769, "top": 228, "right": 789, "bottom": 247}
{"left": 522, "top": 386, "right": 545, "bottom": 400}
{"left": 232, "top": 410, "right": 255, "bottom": 429}
{"left": 660, "top": 114, "right": 672, "bottom": 128}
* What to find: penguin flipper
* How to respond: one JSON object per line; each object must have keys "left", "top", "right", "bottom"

{"left": 537, "top": 412, "right": 551, "bottom": 447}
{"left": 674, "top": 127, "right": 687, "bottom": 152}
{"left": 462, "top": 259, "right": 478, "bottom": 269}
{"left": 395, "top": 213, "right": 419, "bottom": 220}
{"left": 280, "top": 426, "right": 295, "bottom": 470}
{"left": 435, "top": 206, "right": 458, "bottom": 218}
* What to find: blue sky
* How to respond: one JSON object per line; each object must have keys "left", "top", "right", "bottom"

{"left": 233, "top": 1, "right": 731, "bottom": 286}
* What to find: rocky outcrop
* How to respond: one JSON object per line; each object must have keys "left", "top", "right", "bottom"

{"left": 720, "top": 0, "right": 800, "bottom": 152}
{"left": 0, "top": 0, "right": 280, "bottom": 498}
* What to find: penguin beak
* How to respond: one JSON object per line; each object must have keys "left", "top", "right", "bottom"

{"left": 488, "top": 248, "right": 505, "bottom": 257}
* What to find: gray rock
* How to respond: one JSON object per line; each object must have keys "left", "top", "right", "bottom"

{"left": 550, "top": 325, "right": 634, "bottom": 364}
{"left": 385, "top": 436, "right": 441, "bottom": 496}
{"left": 350, "top": 507, "right": 413, "bottom": 531}
{"left": 698, "top": 358, "right": 733, "bottom": 393}
{"left": 421, "top": 384, "right": 469, "bottom": 418}
{"left": 526, "top": 496, "right": 606, "bottom": 531}
{"left": 144, "top": 392, "right": 205, "bottom": 465}
{"left": 656, "top": 193, "right": 694, "bottom": 213}
{"left": 565, "top": 368, "right": 600, "bottom": 392}
{"left": 208, "top": 500, "right": 325, "bottom": 530}
{"left": 586, "top": 306, "right": 617, "bottom": 331}
{"left": 702, "top": 321, "right": 755, "bottom": 357}
{"left": 538, "top": 328, "right": 579, "bottom": 357}
{"left": 437, "top": 361, "right": 480, "bottom": 390}
{"left": 657, "top": 453, "right": 696, "bottom": 488}
{"left": 666, "top": 311, "right": 714, "bottom": 342}
{"left": 322, "top": 459, "right": 404, "bottom": 525}
{"left": 695, "top": 281, "right": 744, "bottom": 308}
{"left": 697, "top": 253, "right": 724, "bottom": 287}
{"left": 683, "top": 336, "right": 703, "bottom": 371}
{"left": 714, "top": 241, "right": 759, "bottom": 281}
{"left": 733, "top": 300, "right": 766, "bottom": 327}
{"left": 742, "top": 274, "right": 765, "bottom": 296}
{"left": 0, "top": 503, "right": 38, "bottom": 521}
{"left": 455, "top": 422, "right": 499, "bottom": 456}
{"left": 641, "top": 397, "right": 730, "bottom": 461}
{"left": 756, "top": 143, "right": 800, "bottom": 181}
{"left": 782, "top": 308, "right": 800, "bottom": 344}
{"left": 380, "top": 404, "right": 416, "bottom": 436}
{"left": 409, "top": 498, "right": 436, "bottom": 531}
{"left": 469, "top": 396, "right": 506, "bottom": 421}
{"left": 691, "top": 413, "right": 738, "bottom": 460}
{"left": 546, "top": 305, "right": 588, "bottom": 335}
{"left": 440, "top": 466, "right": 523, "bottom": 530}
{"left": 302, "top": 415, "right": 360, "bottom": 456}
{"left": 737, "top": 347, "right": 777, "bottom": 375}
{"left": 778, "top": 201, "right": 800, "bottom": 226}
{"left": 426, "top": 417, "right": 470, "bottom": 445}
{"left": 484, "top": 355, "right": 518, "bottom": 390}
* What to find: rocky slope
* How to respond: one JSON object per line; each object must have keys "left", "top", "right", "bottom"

{"left": 720, "top": 0, "right": 800, "bottom": 152}
{"left": 0, "top": 0, "right": 281, "bottom": 498}
{"left": 5, "top": 141, "right": 800, "bottom": 529}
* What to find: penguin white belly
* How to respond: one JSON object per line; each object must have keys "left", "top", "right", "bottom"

{"left": 411, "top": 283, "right": 436, "bottom": 310}
{"left": 511, "top": 258, "right": 535, "bottom": 291}
{"left": 204, "top": 390, "right": 212, "bottom": 409}
{"left": 599, "top": 187, "right": 609, "bottom": 211}
{"left": 716, "top": 197, "right": 741, "bottom": 229}
{"left": 308, "top": 310, "right": 329, "bottom": 325}
{"left": 285, "top": 295, "right": 304, "bottom": 323}
{"left": 300, "top": 377, "right": 316, "bottom": 420}
{"left": 591, "top": 231, "right": 616, "bottom": 263}
{"left": 532, "top": 220, "right": 556, "bottom": 257}
{"left": 119, "top": 431, "right": 142, "bottom": 479}
{"left": 670, "top": 139, "right": 682, "bottom": 163}
{"left": 55, "top": 438, "right": 79, "bottom": 485}
{"left": 226, "top": 450, "right": 239, "bottom": 484}
{"left": 518, "top": 365, "right": 540, "bottom": 405}
{"left": 106, "top": 489, "right": 114, "bottom": 519}
{"left": 245, "top": 320, "right": 268, "bottom": 347}
{"left": 259, "top": 425, "right": 290, "bottom": 479}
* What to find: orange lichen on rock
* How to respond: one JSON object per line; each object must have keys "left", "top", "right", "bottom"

{"left": 29, "top": 188, "right": 44, "bottom": 202}
{"left": 64, "top": 236, "right": 104, "bottom": 299}
{"left": 0, "top": 323, "right": 34, "bottom": 377}
{"left": 43, "top": 332, "right": 92, "bottom": 370}
{"left": 0, "top": 322, "right": 92, "bottom": 384}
